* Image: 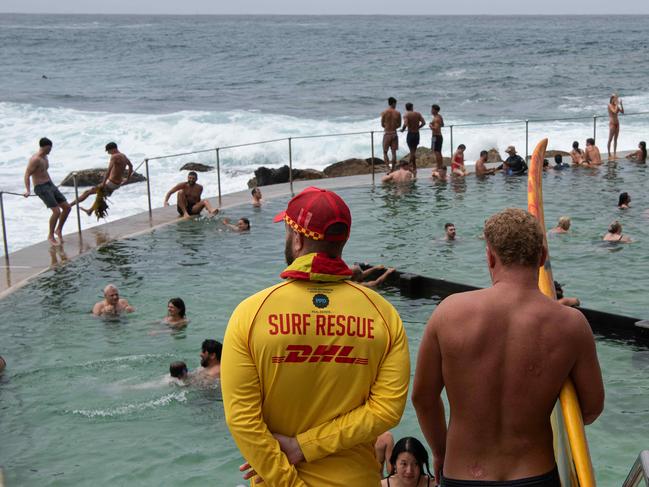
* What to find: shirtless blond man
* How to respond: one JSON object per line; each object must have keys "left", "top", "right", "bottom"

{"left": 584, "top": 138, "right": 602, "bottom": 165}
{"left": 164, "top": 171, "right": 218, "bottom": 218}
{"left": 413, "top": 208, "right": 604, "bottom": 486}
{"left": 23, "top": 138, "right": 71, "bottom": 246}
{"left": 382, "top": 160, "right": 414, "bottom": 184}
{"left": 381, "top": 97, "right": 402, "bottom": 172}
{"left": 400, "top": 103, "right": 426, "bottom": 174}
{"left": 607, "top": 94, "right": 624, "bottom": 160}
{"left": 72, "top": 142, "right": 134, "bottom": 215}
{"left": 429, "top": 104, "right": 446, "bottom": 180}
{"left": 475, "top": 150, "right": 496, "bottom": 176}
{"left": 92, "top": 284, "right": 135, "bottom": 316}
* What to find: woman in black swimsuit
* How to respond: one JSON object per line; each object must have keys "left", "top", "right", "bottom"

{"left": 381, "top": 437, "right": 434, "bottom": 487}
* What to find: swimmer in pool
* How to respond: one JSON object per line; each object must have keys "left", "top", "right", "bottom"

{"left": 251, "top": 187, "right": 263, "bottom": 207}
{"left": 570, "top": 141, "right": 586, "bottom": 165}
{"left": 351, "top": 264, "right": 396, "bottom": 288}
{"left": 618, "top": 192, "right": 631, "bottom": 209}
{"left": 603, "top": 220, "right": 632, "bottom": 243}
{"left": 163, "top": 297, "right": 188, "bottom": 328}
{"left": 222, "top": 217, "right": 250, "bottom": 232}
{"left": 554, "top": 281, "right": 580, "bottom": 308}
{"left": 549, "top": 216, "right": 571, "bottom": 234}
{"left": 92, "top": 284, "right": 135, "bottom": 316}
{"left": 475, "top": 150, "right": 497, "bottom": 176}
{"left": 169, "top": 361, "right": 189, "bottom": 383}
{"left": 193, "top": 339, "right": 221, "bottom": 384}
{"left": 381, "top": 437, "right": 434, "bottom": 487}
{"left": 444, "top": 222, "right": 456, "bottom": 241}
{"left": 0, "top": 355, "right": 6, "bottom": 374}
{"left": 382, "top": 160, "right": 414, "bottom": 183}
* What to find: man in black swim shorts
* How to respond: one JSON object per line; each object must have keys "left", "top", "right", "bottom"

{"left": 164, "top": 171, "right": 219, "bottom": 218}
{"left": 429, "top": 104, "right": 446, "bottom": 179}
{"left": 23, "top": 137, "right": 71, "bottom": 246}
{"left": 401, "top": 102, "right": 426, "bottom": 175}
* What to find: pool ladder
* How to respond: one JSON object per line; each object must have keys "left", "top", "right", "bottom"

{"left": 623, "top": 451, "right": 649, "bottom": 486}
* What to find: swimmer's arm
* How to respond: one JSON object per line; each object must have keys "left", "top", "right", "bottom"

{"left": 124, "top": 156, "right": 133, "bottom": 182}
{"left": 91, "top": 302, "right": 103, "bottom": 316}
{"left": 363, "top": 268, "right": 395, "bottom": 288}
{"left": 412, "top": 307, "right": 447, "bottom": 481}
{"left": 400, "top": 113, "right": 408, "bottom": 132}
{"left": 381, "top": 174, "right": 393, "bottom": 183}
{"left": 23, "top": 157, "right": 38, "bottom": 195}
{"left": 101, "top": 158, "right": 115, "bottom": 187}
{"left": 381, "top": 110, "right": 386, "bottom": 128}
{"left": 569, "top": 312, "right": 605, "bottom": 425}
{"left": 120, "top": 299, "right": 135, "bottom": 313}
{"left": 418, "top": 113, "right": 426, "bottom": 130}
{"left": 164, "top": 183, "right": 185, "bottom": 205}
{"left": 295, "top": 308, "right": 409, "bottom": 462}
{"left": 221, "top": 308, "right": 306, "bottom": 486}
{"left": 360, "top": 265, "right": 384, "bottom": 280}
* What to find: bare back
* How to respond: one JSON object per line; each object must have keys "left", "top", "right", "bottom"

{"left": 585, "top": 145, "right": 602, "bottom": 164}
{"left": 433, "top": 286, "right": 601, "bottom": 479}
{"left": 404, "top": 111, "right": 425, "bottom": 133}
{"left": 430, "top": 114, "right": 443, "bottom": 135}
{"left": 381, "top": 108, "right": 402, "bottom": 133}
{"left": 107, "top": 153, "right": 132, "bottom": 184}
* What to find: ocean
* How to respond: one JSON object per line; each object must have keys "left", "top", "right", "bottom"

{"left": 1, "top": 14, "right": 649, "bottom": 252}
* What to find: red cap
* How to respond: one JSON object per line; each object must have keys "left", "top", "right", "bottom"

{"left": 273, "top": 187, "right": 351, "bottom": 242}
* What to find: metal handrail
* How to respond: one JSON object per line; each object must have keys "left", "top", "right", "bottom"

{"left": 622, "top": 450, "right": 649, "bottom": 487}
{"left": 2, "top": 110, "right": 649, "bottom": 259}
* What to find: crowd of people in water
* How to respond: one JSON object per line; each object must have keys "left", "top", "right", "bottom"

{"left": 6, "top": 93, "right": 643, "bottom": 486}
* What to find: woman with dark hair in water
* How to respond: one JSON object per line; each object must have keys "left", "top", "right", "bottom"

{"left": 570, "top": 140, "right": 585, "bottom": 165}
{"left": 626, "top": 141, "right": 647, "bottom": 163}
{"left": 164, "top": 298, "right": 188, "bottom": 327}
{"left": 618, "top": 192, "right": 631, "bottom": 209}
{"left": 381, "top": 437, "right": 434, "bottom": 487}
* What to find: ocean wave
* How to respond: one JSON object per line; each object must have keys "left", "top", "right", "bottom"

{"left": 69, "top": 391, "right": 187, "bottom": 418}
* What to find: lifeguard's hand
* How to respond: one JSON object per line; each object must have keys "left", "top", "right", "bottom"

{"left": 239, "top": 462, "right": 263, "bottom": 483}
{"left": 272, "top": 433, "right": 305, "bottom": 465}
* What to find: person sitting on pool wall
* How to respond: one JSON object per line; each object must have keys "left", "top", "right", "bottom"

{"left": 625, "top": 141, "right": 647, "bottom": 163}
{"left": 164, "top": 171, "right": 219, "bottom": 218}
{"left": 412, "top": 208, "right": 604, "bottom": 486}
{"left": 92, "top": 284, "right": 135, "bottom": 316}
{"left": 222, "top": 186, "right": 409, "bottom": 486}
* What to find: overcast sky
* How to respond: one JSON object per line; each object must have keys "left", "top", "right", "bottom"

{"left": 2, "top": 0, "right": 648, "bottom": 15}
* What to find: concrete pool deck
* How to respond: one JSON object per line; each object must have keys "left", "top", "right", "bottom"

{"left": 0, "top": 174, "right": 376, "bottom": 298}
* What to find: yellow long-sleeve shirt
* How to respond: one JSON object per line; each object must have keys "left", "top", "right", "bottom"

{"left": 221, "top": 254, "right": 410, "bottom": 487}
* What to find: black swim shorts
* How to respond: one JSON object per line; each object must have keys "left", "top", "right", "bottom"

{"left": 441, "top": 466, "right": 560, "bottom": 487}
{"left": 177, "top": 202, "right": 202, "bottom": 216}
{"left": 34, "top": 181, "right": 67, "bottom": 208}
{"left": 432, "top": 135, "right": 443, "bottom": 152}
{"left": 407, "top": 132, "right": 420, "bottom": 151}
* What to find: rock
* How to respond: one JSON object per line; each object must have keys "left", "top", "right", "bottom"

{"left": 180, "top": 162, "right": 214, "bottom": 172}
{"left": 60, "top": 168, "right": 146, "bottom": 187}
{"left": 252, "top": 166, "right": 326, "bottom": 187}
{"left": 323, "top": 158, "right": 372, "bottom": 178}
{"left": 487, "top": 148, "right": 503, "bottom": 163}
{"left": 545, "top": 150, "right": 570, "bottom": 158}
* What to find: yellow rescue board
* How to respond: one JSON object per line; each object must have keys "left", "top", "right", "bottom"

{"left": 527, "top": 138, "right": 596, "bottom": 487}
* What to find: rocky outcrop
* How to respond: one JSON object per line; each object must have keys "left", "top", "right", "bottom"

{"left": 323, "top": 158, "right": 373, "bottom": 177}
{"left": 398, "top": 147, "right": 451, "bottom": 168}
{"left": 180, "top": 162, "right": 214, "bottom": 172}
{"left": 250, "top": 165, "right": 325, "bottom": 187}
{"left": 60, "top": 168, "right": 146, "bottom": 187}
{"left": 487, "top": 148, "right": 503, "bottom": 163}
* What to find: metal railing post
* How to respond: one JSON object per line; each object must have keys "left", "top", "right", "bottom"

{"left": 215, "top": 148, "right": 222, "bottom": 207}
{"left": 0, "top": 192, "right": 8, "bottom": 259}
{"left": 370, "top": 131, "right": 375, "bottom": 184}
{"left": 525, "top": 120, "right": 529, "bottom": 162}
{"left": 450, "top": 125, "right": 454, "bottom": 159}
{"left": 72, "top": 172, "right": 82, "bottom": 236}
{"left": 144, "top": 159, "right": 152, "bottom": 216}
{"left": 593, "top": 115, "right": 597, "bottom": 143}
{"left": 288, "top": 138, "right": 294, "bottom": 196}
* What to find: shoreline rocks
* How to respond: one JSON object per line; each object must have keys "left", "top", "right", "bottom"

{"left": 60, "top": 169, "right": 146, "bottom": 187}
{"left": 180, "top": 162, "right": 214, "bottom": 172}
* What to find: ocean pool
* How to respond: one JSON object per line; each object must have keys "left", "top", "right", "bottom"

{"left": 1, "top": 161, "right": 648, "bottom": 486}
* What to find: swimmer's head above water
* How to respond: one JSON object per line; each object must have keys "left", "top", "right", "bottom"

{"left": 169, "top": 361, "right": 188, "bottom": 380}
{"left": 0, "top": 355, "right": 6, "bottom": 373}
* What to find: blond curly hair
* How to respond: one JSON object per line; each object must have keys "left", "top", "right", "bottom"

{"left": 484, "top": 208, "right": 544, "bottom": 267}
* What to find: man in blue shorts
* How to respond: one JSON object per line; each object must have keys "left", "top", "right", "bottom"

{"left": 23, "top": 137, "right": 71, "bottom": 246}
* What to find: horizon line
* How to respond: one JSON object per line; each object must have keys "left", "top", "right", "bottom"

{"left": 1, "top": 12, "right": 649, "bottom": 16}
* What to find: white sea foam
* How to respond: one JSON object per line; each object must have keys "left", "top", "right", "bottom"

{"left": 70, "top": 391, "right": 187, "bottom": 418}
{"left": 1, "top": 102, "right": 648, "bottom": 253}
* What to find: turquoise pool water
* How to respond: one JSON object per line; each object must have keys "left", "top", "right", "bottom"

{"left": 1, "top": 161, "right": 648, "bottom": 486}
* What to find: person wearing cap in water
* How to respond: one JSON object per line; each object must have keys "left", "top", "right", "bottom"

{"left": 502, "top": 145, "right": 527, "bottom": 176}
{"left": 221, "top": 186, "right": 410, "bottom": 486}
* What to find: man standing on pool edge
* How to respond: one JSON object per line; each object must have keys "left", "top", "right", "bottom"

{"left": 221, "top": 186, "right": 410, "bottom": 486}
{"left": 412, "top": 208, "right": 604, "bottom": 487}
